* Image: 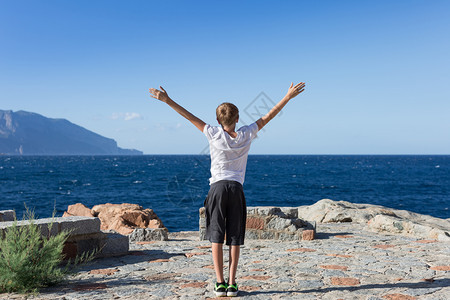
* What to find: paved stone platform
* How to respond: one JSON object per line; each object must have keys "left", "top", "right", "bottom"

{"left": 1, "top": 223, "right": 449, "bottom": 299}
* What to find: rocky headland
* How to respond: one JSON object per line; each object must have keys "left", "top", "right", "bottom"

{"left": 0, "top": 110, "right": 142, "bottom": 155}
{"left": 0, "top": 199, "right": 449, "bottom": 299}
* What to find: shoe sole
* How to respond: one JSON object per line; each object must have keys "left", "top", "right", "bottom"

{"left": 214, "top": 291, "right": 227, "bottom": 297}
{"left": 227, "top": 291, "right": 238, "bottom": 297}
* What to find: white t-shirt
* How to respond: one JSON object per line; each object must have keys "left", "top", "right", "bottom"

{"left": 203, "top": 122, "right": 259, "bottom": 185}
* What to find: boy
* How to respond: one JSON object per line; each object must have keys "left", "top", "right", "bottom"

{"left": 149, "top": 82, "right": 305, "bottom": 297}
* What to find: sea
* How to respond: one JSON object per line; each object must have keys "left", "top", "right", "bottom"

{"left": 1, "top": 155, "right": 449, "bottom": 232}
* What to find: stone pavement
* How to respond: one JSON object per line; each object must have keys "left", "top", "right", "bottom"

{"left": 1, "top": 223, "right": 449, "bottom": 299}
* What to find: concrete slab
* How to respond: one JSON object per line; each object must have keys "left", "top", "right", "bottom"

{"left": 0, "top": 216, "right": 101, "bottom": 237}
{"left": 59, "top": 216, "right": 101, "bottom": 235}
{"left": 0, "top": 218, "right": 59, "bottom": 237}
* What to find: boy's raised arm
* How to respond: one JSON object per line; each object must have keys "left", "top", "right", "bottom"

{"left": 256, "top": 82, "right": 305, "bottom": 131}
{"left": 149, "top": 86, "right": 206, "bottom": 132}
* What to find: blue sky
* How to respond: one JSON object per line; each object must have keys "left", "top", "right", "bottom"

{"left": 1, "top": 0, "right": 449, "bottom": 154}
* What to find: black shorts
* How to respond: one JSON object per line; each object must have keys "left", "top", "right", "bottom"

{"left": 204, "top": 180, "right": 247, "bottom": 246}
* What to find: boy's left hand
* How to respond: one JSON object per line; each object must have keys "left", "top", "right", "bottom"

{"left": 149, "top": 86, "right": 171, "bottom": 103}
{"left": 285, "top": 82, "right": 305, "bottom": 100}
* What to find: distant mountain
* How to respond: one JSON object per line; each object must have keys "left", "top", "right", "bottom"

{"left": 0, "top": 110, "right": 143, "bottom": 155}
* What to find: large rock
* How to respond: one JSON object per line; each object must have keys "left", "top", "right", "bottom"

{"left": 367, "top": 214, "right": 450, "bottom": 242}
{"left": 63, "top": 203, "right": 94, "bottom": 217}
{"left": 299, "top": 199, "right": 450, "bottom": 242}
{"left": 297, "top": 199, "right": 397, "bottom": 223}
{"left": 64, "top": 203, "right": 166, "bottom": 237}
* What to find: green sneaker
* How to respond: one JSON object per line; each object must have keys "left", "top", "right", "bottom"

{"left": 227, "top": 282, "right": 238, "bottom": 297}
{"left": 214, "top": 282, "right": 227, "bottom": 297}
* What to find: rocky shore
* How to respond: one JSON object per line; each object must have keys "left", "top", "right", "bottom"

{"left": 0, "top": 200, "right": 449, "bottom": 299}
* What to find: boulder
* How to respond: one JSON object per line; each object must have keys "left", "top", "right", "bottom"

{"left": 63, "top": 203, "right": 166, "bottom": 237}
{"left": 299, "top": 199, "right": 450, "bottom": 242}
{"left": 63, "top": 203, "right": 94, "bottom": 217}
{"left": 367, "top": 214, "right": 450, "bottom": 242}
{"left": 297, "top": 199, "right": 397, "bottom": 223}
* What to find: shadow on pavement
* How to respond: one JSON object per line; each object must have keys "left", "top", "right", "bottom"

{"left": 240, "top": 278, "right": 450, "bottom": 296}
{"left": 315, "top": 231, "right": 354, "bottom": 239}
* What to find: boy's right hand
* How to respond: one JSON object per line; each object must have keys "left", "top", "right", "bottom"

{"left": 256, "top": 81, "right": 306, "bottom": 131}
{"left": 149, "top": 86, "right": 171, "bottom": 103}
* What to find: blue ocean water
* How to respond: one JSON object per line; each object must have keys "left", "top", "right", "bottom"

{"left": 1, "top": 155, "right": 449, "bottom": 232}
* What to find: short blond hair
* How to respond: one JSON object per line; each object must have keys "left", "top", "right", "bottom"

{"left": 216, "top": 102, "right": 239, "bottom": 127}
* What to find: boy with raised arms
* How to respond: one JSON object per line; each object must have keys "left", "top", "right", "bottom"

{"left": 149, "top": 81, "right": 305, "bottom": 297}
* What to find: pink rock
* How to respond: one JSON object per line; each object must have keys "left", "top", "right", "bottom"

{"left": 196, "top": 245, "right": 211, "bottom": 249}
{"left": 240, "top": 285, "right": 259, "bottom": 291}
{"left": 331, "top": 277, "right": 360, "bottom": 286}
{"left": 185, "top": 252, "right": 207, "bottom": 258}
{"left": 246, "top": 217, "right": 265, "bottom": 230}
{"left": 430, "top": 265, "right": 450, "bottom": 271}
{"left": 415, "top": 239, "right": 437, "bottom": 243}
{"left": 63, "top": 203, "right": 94, "bottom": 217}
{"left": 302, "top": 229, "right": 315, "bottom": 240}
{"left": 63, "top": 202, "right": 166, "bottom": 236}
{"left": 136, "top": 241, "right": 157, "bottom": 245}
{"left": 89, "top": 269, "right": 118, "bottom": 275}
{"left": 320, "top": 265, "right": 348, "bottom": 271}
{"left": 334, "top": 235, "right": 353, "bottom": 238}
{"left": 382, "top": 294, "right": 417, "bottom": 300}
{"left": 286, "top": 248, "right": 316, "bottom": 252}
{"left": 180, "top": 282, "right": 208, "bottom": 289}
{"left": 202, "top": 265, "right": 215, "bottom": 269}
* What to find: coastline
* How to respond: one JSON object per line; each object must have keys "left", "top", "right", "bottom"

{"left": 1, "top": 222, "right": 449, "bottom": 299}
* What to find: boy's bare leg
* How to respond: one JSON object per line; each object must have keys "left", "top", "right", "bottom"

{"left": 228, "top": 245, "right": 240, "bottom": 284}
{"left": 212, "top": 243, "right": 225, "bottom": 283}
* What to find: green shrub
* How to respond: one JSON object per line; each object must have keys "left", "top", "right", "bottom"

{"left": 0, "top": 212, "right": 95, "bottom": 294}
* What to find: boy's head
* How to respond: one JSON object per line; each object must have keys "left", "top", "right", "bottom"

{"left": 216, "top": 102, "right": 239, "bottom": 127}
